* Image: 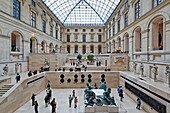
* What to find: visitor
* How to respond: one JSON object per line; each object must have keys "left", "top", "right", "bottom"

{"left": 28, "top": 71, "right": 32, "bottom": 77}
{"left": 84, "top": 66, "right": 87, "bottom": 72}
{"left": 136, "top": 98, "right": 141, "bottom": 110}
{"left": 119, "top": 89, "right": 124, "bottom": 102}
{"left": 47, "top": 81, "right": 51, "bottom": 89}
{"left": 63, "top": 68, "right": 65, "bottom": 72}
{"left": 16, "top": 73, "right": 21, "bottom": 83}
{"left": 44, "top": 95, "right": 49, "bottom": 107}
{"left": 68, "top": 95, "right": 73, "bottom": 108}
{"left": 51, "top": 98, "right": 56, "bottom": 113}
{"left": 34, "top": 101, "right": 38, "bottom": 113}
{"left": 31, "top": 93, "right": 36, "bottom": 106}
{"left": 72, "top": 90, "right": 75, "bottom": 97}
{"left": 117, "top": 86, "right": 122, "bottom": 94}
{"left": 33, "top": 70, "right": 37, "bottom": 75}
{"left": 46, "top": 88, "right": 52, "bottom": 102}
{"left": 94, "top": 83, "right": 98, "bottom": 89}
{"left": 74, "top": 97, "right": 78, "bottom": 108}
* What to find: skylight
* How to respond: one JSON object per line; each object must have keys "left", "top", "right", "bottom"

{"left": 42, "top": 0, "right": 121, "bottom": 26}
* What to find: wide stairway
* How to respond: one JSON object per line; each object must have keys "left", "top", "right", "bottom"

{"left": 0, "top": 84, "right": 13, "bottom": 97}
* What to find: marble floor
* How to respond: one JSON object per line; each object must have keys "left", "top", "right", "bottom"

{"left": 14, "top": 89, "right": 146, "bottom": 113}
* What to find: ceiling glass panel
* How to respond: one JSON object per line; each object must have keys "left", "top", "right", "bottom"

{"left": 42, "top": 0, "right": 121, "bottom": 26}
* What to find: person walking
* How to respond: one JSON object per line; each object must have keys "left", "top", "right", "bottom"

{"left": 28, "top": 71, "right": 32, "bottom": 77}
{"left": 74, "top": 97, "right": 78, "bottom": 108}
{"left": 34, "top": 101, "right": 38, "bottom": 113}
{"left": 16, "top": 73, "right": 21, "bottom": 83}
{"left": 119, "top": 89, "right": 124, "bottom": 102}
{"left": 72, "top": 90, "right": 75, "bottom": 97}
{"left": 44, "top": 95, "right": 49, "bottom": 107}
{"left": 136, "top": 98, "right": 141, "bottom": 110}
{"left": 51, "top": 98, "right": 56, "bottom": 113}
{"left": 68, "top": 95, "right": 73, "bottom": 108}
{"left": 31, "top": 94, "right": 36, "bottom": 106}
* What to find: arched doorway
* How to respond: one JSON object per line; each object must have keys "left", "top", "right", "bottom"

{"left": 30, "top": 37, "right": 38, "bottom": 53}
{"left": 49, "top": 43, "right": 54, "bottom": 53}
{"left": 90, "top": 45, "right": 94, "bottom": 53}
{"left": 11, "top": 32, "right": 23, "bottom": 52}
{"left": 124, "top": 33, "right": 129, "bottom": 52}
{"left": 75, "top": 45, "right": 78, "bottom": 53}
{"left": 67, "top": 45, "right": 71, "bottom": 53}
{"left": 134, "top": 27, "right": 142, "bottom": 52}
{"left": 41, "top": 41, "right": 47, "bottom": 53}
{"left": 98, "top": 45, "right": 102, "bottom": 54}
{"left": 82, "top": 45, "right": 86, "bottom": 54}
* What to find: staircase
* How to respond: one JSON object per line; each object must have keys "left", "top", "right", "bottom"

{"left": 0, "top": 84, "right": 13, "bottom": 97}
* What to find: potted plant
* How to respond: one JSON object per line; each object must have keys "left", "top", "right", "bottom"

{"left": 87, "top": 54, "right": 94, "bottom": 64}
{"left": 77, "top": 54, "right": 82, "bottom": 61}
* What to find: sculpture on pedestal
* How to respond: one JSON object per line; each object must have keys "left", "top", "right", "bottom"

{"left": 102, "top": 88, "right": 116, "bottom": 105}
{"left": 3, "top": 64, "right": 8, "bottom": 75}
{"left": 165, "top": 66, "right": 170, "bottom": 86}
{"left": 152, "top": 64, "right": 158, "bottom": 80}
{"left": 133, "top": 62, "right": 137, "bottom": 73}
{"left": 99, "top": 81, "right": 107, "bottom": 91}
{"left": 84, "top": 88, "right": 96, "bottom": 107}
{"left": 140, "top": 63, "right": 144, "bottom": 76}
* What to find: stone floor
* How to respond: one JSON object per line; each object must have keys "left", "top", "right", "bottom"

{"left": 14, "top": 89, "right": 146, "bottom": 113}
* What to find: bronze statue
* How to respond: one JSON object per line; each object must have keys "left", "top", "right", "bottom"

{"left": 86, "top": 83, "right": 93, "bottom": 90}
{"left": 99, "top": 81, "right": 107, "bottom": 91}
{"left": 101, "top": 88, "right": 116, "bottom": 105}
{"left": 84, "top": 89, "right": 96, "bottom": 107}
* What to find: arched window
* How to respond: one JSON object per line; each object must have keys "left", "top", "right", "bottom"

{"left": 90, "top": 45, "right": 94, "bottom": 53}
{"left": 55, "top": 44, "right": 58, "bottom": 52}
{"left": 112, "top": 40, "right": 115, "bottom": 51}
{"left": 67, "top": 45, "right": 71, "bottom": 53}
{"left": 117, "top": 37, "right": 121, "bottom": 50}
{"left": 109, "top": 42, "right": 111, "bottom": 52}
{"left": 150, "top": 17, "right": 163, "bottom": 50}
{"left": 134, "top": 27, "right": 142, "bottom": 52}
{"left": 11, "top": 32, "right": 23, "bottom": 52}
{"left": 41, "top": 41, "right": 47, "bottom": 53}
{"left": 30, "top": 37, "right": 38, "bottom": 53}
{"left": 49, "top": 43, "right": 54, "bottom": 53}
{"left": 124, "top": 33, "right": 129, "bottom": 52}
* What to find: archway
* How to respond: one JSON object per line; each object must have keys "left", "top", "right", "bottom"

{"left": 98, "top": 45, "right": 102, "bottom": 54}
{"left": 134, "top": 27, "right": 142, "bottom": 52}
{"left": 11, "top": 31, "right": 23, "bottom": 52}
{"left": 41, "top": 41, "right": 47, "bottom": 53}
{"left": 90, "top": 45, "right": 94, "bottom": 53}
{"left": 124, "top": 33, "right": 129, "bottom": 52}
{"left": 67, "top": 45, "right": 71, "bottom": 53}
{"left": 75, "top": 45, "right": 78, "bottom": 53}
{"left": 49, "top": 43, "right": 54, "bottom": 53}
{"left": 30, "top": 37, "right": 38, "bottom": 53}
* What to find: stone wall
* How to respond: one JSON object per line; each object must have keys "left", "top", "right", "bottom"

{"left": 46, "top": 71, "right": 119, "bottom": 88}
{"left": 28, "top": 53, "right": 67, "bottom": 71}
{"left": 0, "top": 73, "right": 46, "bottom": 113}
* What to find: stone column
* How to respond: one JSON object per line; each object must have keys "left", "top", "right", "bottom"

{"left": 71, "top": 46, "right": 74, "bottom": 54}
{"left": 165, "top": 66, "right": 170, "bottom": 87}
{"left": 149, "top": 65, "right": 152, "bottom": 79}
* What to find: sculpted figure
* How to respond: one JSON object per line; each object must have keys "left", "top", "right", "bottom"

{"left": 99, "top": 81, "right": 107, "bottom": 91}
{"left": 84, "top": 89, "right": 96, "bottom": 107}
{"left": 101, "top": 88, "right": 116, "bottom": 105}
{"left": 165, "top": 66, "right": 170, "bottom": 86}
{"left": 44, "top": 59, "right": 49, "bottom": 67}
{"left": 15, "top": 63, "right": 20, "bottom": 74}
{"left": 140, "top": 63, "right": 144, "bottom": 76}
{"left": 133, "top": 62, "right": 137, "bottom": 73}
{"left": 86, "top": 83, "right": 93, "bottom": 90}
{"left": 3, "top": 64, "right": 8, "bottom": 75}
{"left": 152, "top": 64, "right": 158, "bottom": 80}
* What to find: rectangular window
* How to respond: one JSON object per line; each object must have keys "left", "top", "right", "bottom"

{"left": 50, "top": 26, "right": 53, "bottom": 36}
{"left": 118, "top": 10, "right": 120, "bottom": 16}
{"left": 13, "top": 0, "right": 20, "bottom": 19}
{"left": 56, "top": 23, "right": 58, "bottom": 26}
{"left": 82, "top": 35, "right": 86, "bottom": 42}
{"left": 91, "top": 29, "right": 94, "bottom": 32}
{"left": 42, "top": 20, "right": 46, "bottom": 33}
{"left": 74, "top": 35, "right": 78, "bottom": 42}
{"left": 82, "top": 29, "right": 86, "bottom": 32}
{"left": 98, "top": 35, "right": 102, "bottom": 42}
{"left": 153, "top": 0, "right": 162, "bottom": 7}
{"left": 124, "top": 1, "right": 128, "bottom": 9}
{"left": 113, "top": 17, "right": 115, "bottom": 22}
{"left": 125, "top": 12, "right": 128, "bottom": 27}
{"left": 56, "top": 30, "right": 58, "bottom": 39}
{"left": 135, "top": 0, "right": 140, "bottom": 20}
{"left": 98, "top": 29, "right": 102, "bottom": 32}
{"left": 118, "top": 20, "right": 120, "bottom": 32}
{"left": 67, "top": 35, "right": 70, "bottom": 42}
{"left": 67, "top": 29, "right": 70, "bottom": 32}
{"left": 50, "top": 18, "right": 53, "bottom": 22}
{"left": 90, "top": 35, "right": 94, "bottom": 42}
{"left": 31, "top": 0, "right": 36, "bottom": 7}
{"left": 75, "top": 29, "right": 78, "bottom": 32}
{"left": 42, "top": 10, "right": 46, "bottom": 16}
{"left": 109, "top": 29, "right": 111, "bottom": 38}
{"left": 31, "top": 11, "right": 36, "bottom": 28}
{"left": 113, "top": 26, "right": 115, "bottom": 36}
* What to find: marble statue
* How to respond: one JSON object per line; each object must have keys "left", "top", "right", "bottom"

{"left": 101, "top": 88, "right": 116, "bottom": 105}
{"left": 133, "top": 62, "right": 137, "bottom": 73}
{"left": 44, "top": 59, "right": 49, "bottom": 67}
{"left": 3, "top": 64, "right": 8, "bottom": 75}
{"left": 15, "top": 63, "right": 20, "bottom": 74}
{"left": 99, "top": 81, "right": 107, "bottom": 91}
{"left": 84, "top": 89, "right": 96, "bottom": 107}
{"left": 152, "top": 64, "right": 158, "bottom": 80}
{"left": 165, "top": 66, "right": 170, "bottom": 86}
{"left": 86, "top": 83, "right": 93, "bottom": 90}
{"left": 140, "top": 63, "right": 144, "bottom": 76}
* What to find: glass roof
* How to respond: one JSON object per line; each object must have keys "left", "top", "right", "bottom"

{"left": 42, "top": 0, "right": 121, "bottom": 26}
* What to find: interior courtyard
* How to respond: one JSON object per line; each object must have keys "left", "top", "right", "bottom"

{"left": 0, "top": 0, "right": 170, "bottom": 113}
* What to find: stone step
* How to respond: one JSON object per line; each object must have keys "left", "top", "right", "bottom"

{"left": 0, "top": 90, "right": 8, "bottom": 92}
{"left": 0, "top": 88, "right": 10, "bottom": 90}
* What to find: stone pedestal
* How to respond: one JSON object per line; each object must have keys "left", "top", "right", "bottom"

{"left": 85, "top": 106, "right": 95, "bottom": 112}
{"left": 108, "top": 105, "right": 119, "bottom": 113}
{"left": 95, "top": 105, "right": 108, "bottom": 112}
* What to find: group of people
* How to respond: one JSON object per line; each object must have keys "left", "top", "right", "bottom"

{"left": 28, "top": 70, "right": 38, "bottom": 77}
{"left": 96, "top": 61, "right": 101, "bottom": 66}
{"left": 117, "top": 86, "right": 142, "bottom": 110}
{"left": 68, "top": 90, "right": 78, "bottom": 108}
{"left": 70, "top": 61, "right": 76, "bottom": 66}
